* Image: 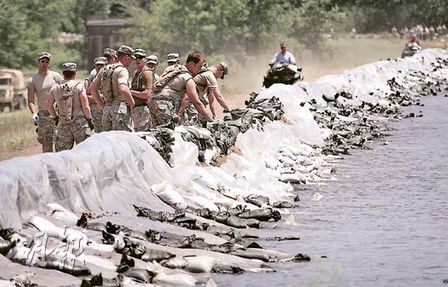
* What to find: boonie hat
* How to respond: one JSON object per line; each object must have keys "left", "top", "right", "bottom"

{"left": 103, "top": 48, "right": 117, "bottom": 58}
{"left": 38, "top": 52, "right": 52, "bottom": 60}
{"left": 146, "top": 55, "right": 158, "bottom": 64}
{"left": 118, "top": 45, "right": 136, "bottom": 59}
{"left": 62, "top": 62, "right": 77, "bottom": 72}
{"left": 218, "top": 62, "right": 229, "bottom": 79}
{"left": 167, "top": 53, "right": 180, "bottom": 63}
{"left": 134, "top": 48, "right": 146, "bottom": 58}
{"left": 94, "top": 56, "right": 107, "bottom": 65}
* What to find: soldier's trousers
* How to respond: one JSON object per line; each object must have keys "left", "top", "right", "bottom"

{"left": 91, "top": 104, "right": 103, "bottom": 133}
{"left": 132, "top": 105, "right": 152, "bottom": 131}
{"left": 55, "top": 116, "right": 92, "bottom": 151}
{"left": 148, "top": 99, "right": 178, "bottom": 128}
{"left": 102, "top": 102, "right": 133, "bottom": 132}
{"left": 37, "top": 110, "right": 54, "bottom": 152}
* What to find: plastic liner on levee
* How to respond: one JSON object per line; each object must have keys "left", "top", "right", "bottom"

{"left": 1, "top": 49, "right": 447, "bottom": 286}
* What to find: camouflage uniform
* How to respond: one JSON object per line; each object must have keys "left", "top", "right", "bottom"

{"left": 49, "top": 80, "right": 92, "bottom": 151}
{"left": 26, "top": 70, "right": 63, "bottom": 152}
{"left": 86, "top": 69, "right": 103, "bottom": 132}
{"left": 131, "top": 66, "right": 154, "bottom": 131}
{"left": 148, "top": 64, "right": 192, "bottom": 127}
{"left": 91, "top": 63, "right": 133, "bottom": 131}
{"left": 194, "top": 69, "right": 219, "bottom": 125}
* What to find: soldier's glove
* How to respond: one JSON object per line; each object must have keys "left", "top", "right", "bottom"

{"left": 32, "top": 113, "right": 39, "bottom": 126}
{"left": 87, "top": 118, "right": 95, "bottom": 130}
{"left": 52, "top": 116, "right": 59, "bottom": 126}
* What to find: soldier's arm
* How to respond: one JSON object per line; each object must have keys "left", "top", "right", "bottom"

{"left": 27, "top": 85, "right": 37, "bottom": 114}
{"left": 88, "top": 77, "right": 104, "bottom": 110}
{"left": 210, "top": 87, "right": 230, "bottom": 110}
{"left": 186, "top": 79, "right": 213, "bottom": 122}
{"left": 47, "top": 89, "right": 57, "bottom": 118}
{"left": 205, "top": 91, "right": 217, "bottom": 119}
{"left": 118, "top": 84, "right": 135, "bottom": 109}
{"left": 177, "top": 93, "right": 189, "bottom": 124}
{"left": 79, "top": 89, "right": 92, "bottom": 119}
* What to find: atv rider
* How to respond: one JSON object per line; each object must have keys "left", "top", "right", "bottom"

{"left": 403, "top": 35, "right": 422, "bottom": 54}
{"left": 270, "top": 42, "right": 296, "bottom": 66}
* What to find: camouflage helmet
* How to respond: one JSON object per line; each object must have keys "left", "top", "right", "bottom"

{"left": 117, "top": 45, "right": 136, "bottom": 59}
{"left": 146, "top": 55, "right": 158, "bottom": 64}
{"left": 166, "top": 53, "right": 180, "bottom": 63}
{"left": 103, "top": 48, "right": 117, "bottom": 58}
{"left": 94, "top": 56, "right": 107, "bottom": 65}
{"left": 134, "top": 48, "right": 146, "bottom": 58}
{"left": 218, "top": 62, "right": 229, "bottom": 79}
{"left": 38, "top": 52, "right": 52, "bottom": 60}
{"left": 62, "top": 62, "right": 77, "bottom": 72}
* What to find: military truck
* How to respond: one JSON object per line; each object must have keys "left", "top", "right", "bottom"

{"left": 0, "top": 69, "right": 27, "bottom": 112}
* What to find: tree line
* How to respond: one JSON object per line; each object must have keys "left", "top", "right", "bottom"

{"left": 0, "top": 0, "right": 446, "bottom": 69}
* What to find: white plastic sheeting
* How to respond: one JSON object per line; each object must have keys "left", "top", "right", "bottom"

{"left": 0, "top": 49, "right": 446, "bottom": 230}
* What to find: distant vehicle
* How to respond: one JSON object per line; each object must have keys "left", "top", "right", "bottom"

{"left": 263, "top": 62, "right": 304, "bottom": 88}
{"left": 401, "top": 43, "right": 422, "bottom": 58}
{"left": 0, "top": 69, "right": 27, "bottom": 112}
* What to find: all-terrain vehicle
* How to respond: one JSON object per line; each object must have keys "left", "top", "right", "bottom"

{"left": 401, "top": 43, "right": 422, "bottom": 58}
{"left": 263, "top": 62, "right": 303, "bottom": 88}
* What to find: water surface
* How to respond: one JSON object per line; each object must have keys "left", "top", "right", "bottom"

{"left": 215, "top": 94, "right": 448, "bottom": 286}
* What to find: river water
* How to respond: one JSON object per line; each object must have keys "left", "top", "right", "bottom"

{"left": 215, "top": 94, "right": 448, "bottom": 286}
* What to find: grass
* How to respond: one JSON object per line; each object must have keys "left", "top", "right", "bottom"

{"left": 0, "top": 109, "right": 39, "bottom": 161}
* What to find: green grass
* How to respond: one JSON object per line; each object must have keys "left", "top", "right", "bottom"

{"left": 0, "top": 109, "right": 38, "bottom": 160}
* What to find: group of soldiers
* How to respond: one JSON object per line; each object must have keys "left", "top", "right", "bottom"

{"left": 26, "top": 46, "right": 231, "bottom": 152}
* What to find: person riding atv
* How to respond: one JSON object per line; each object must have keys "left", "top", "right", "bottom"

{"left": 263, "top": 42, "right": 303, "bottom": 88}
{"left": 401, "top": 35, "right": 422, "bottom": 58}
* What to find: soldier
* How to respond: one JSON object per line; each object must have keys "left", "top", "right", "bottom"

{"left": 85, "top": 56, "right": 107, "bottom": 132}
{"left": 166, "top": 53, "right": 180, "bottom": 66}
{"left": 88, "top": 45, "right": 135, "bottom": 132}
{"left": 27, "top": 52, "right": 63, "bottom": 152}
{"left": 103, "top": 48, "right": 118, "bottom": 65}
{"left": 146, "top": 55, "right": 160, "bottom": 82}
{"left": 148, "top": 51, "right": 213, "bottom": 128}
{"left": 47, "top": 63, "right": 94, "bottom": 151}
{"left": 192, "top": 62, "right": 230, "bottom": 124}
{"left": 130, "top": 49, "right": 154, "bottom": 131}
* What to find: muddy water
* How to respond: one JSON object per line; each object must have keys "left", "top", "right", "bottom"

{"left": 215, "top": 95, "right": 448, "bottom": 286}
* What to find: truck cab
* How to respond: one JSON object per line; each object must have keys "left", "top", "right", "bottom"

{"left": 0, "top": 69, "right": 26, "bottom": 112}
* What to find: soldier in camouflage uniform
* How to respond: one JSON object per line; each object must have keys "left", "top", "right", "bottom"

{"left": 166, "top": 53, "right": 180, "bottom": 66}
{"left": 103, "top": 48, "right": 118, "bottom": 65}
{"left": 192, "top": 62, "right": 230, "bottom": 126}
{"left": 47, "top": 63, "right": 94, "bottom": 151}
{"left": 89, "top": 45, "right": 136, "bottom": 132}
{"left": 85, "top": 56, "right": 107, "bottom": 132}
{"left": 130, "top": 49, "right": 154, "bottom": 131}
{"left": 148, "top": 51, "right": 213, "bottom": 128}
{"left": 146, "top": 55, "right": 160, "bottom": 83}
{"left": 27, "top": 52, "right": 63, "bottom": 152}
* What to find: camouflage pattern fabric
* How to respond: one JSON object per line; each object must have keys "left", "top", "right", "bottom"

{"left": 148, "top": 99, "right": 177, "bottom": 128}
{"left": 102, "top": 102, "right": 133, "bottom": 132}
{"left": 184, "top": 102, "right": 199, "bottom": 126}
{"left": 91, "top": 104, "right": 103, "bottom": 133}
{"left": 55, "top": 116, "right": 92, "bottom": 151}
{"left": 37, "top": 110, "right": 55, "bottom": 152}
{"left": 132, "top": 105, "right": 152, "bottom": 131}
